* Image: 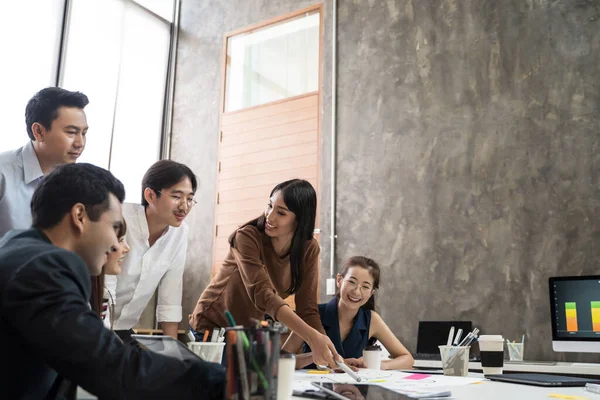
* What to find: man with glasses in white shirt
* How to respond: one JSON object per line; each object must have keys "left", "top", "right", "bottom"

{"left": 0, "top": 87, "right": 89, "bottom": 238}
{"left": 106, "top": 160, "right": 197, "bottom": 342}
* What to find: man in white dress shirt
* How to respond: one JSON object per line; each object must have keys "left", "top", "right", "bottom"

{"left": 0, "top": 87, "right": 89, "bottom": 238}
{"left": 107, "top": 160, "right": 197, "bottom": 341}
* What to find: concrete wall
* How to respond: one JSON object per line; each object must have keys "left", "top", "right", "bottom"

{"left": 172, "top": 0, "right": 600, "bottom": 362}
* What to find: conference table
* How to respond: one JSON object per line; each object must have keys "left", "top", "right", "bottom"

{"left": 76, "top": 359, "right": 600, "bottom": 399}
{"left": 76, "top": 371, "right": 596, "bottom": 399}
{"left": 291, "top": 370, "right": 595, "bottom": 400}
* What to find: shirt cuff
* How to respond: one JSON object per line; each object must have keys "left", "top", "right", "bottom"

{"left": 266, "top": 296, "right": 288, "bottom": 321}
{"left": 156, "top": 305, "right": 182, "bottom": 323}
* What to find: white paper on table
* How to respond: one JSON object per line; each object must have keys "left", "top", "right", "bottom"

{"left": 293, "top": 369, "right": 483, "bottom": 389}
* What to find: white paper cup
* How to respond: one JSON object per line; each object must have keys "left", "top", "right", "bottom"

{"left": 363, "top": 345, "right": 382, "bottom": 370}
{"left": 187, "top": 342, "right": 225, "bottom": 364}
{"left": 277, "top": 353, "right": 296, "bottom": 400}
{"left": 478, "top": 335, "right": 504, "bottom": 375}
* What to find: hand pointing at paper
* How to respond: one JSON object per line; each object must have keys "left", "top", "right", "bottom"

{"left": 306, "top": 330, "right": 342, "bottom": 367}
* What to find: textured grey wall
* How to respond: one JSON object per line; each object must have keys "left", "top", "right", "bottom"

{"left": 331, "top": 0, "right": 600, "bottom": 362}
{"left": 172, "top": 0, "right": 600, "bottom": 362}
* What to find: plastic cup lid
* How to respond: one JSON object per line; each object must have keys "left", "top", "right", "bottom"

{"left": 478, "top": 335, "right": 504, "bottom": 341}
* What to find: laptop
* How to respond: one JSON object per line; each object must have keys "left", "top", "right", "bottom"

{"left": 415, "top": 321, "right": 473, "bottom": 360}
{"left": 132, "top": 334, "right": 200, "bottom": 362}
{"left": 486, "top": 373, "right": 600, "bottom": 387}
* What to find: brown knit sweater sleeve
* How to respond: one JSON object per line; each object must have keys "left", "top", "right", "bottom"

{"left": 293, "top": 239, "right": 325, "bottom": 334}
{"left": 231, "top": 227, "right": 288, "bottom": 319}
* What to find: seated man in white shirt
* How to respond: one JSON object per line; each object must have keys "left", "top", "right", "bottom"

{"left": 0, "top": 87, "right": 89, "bottom": 238}
{"left": 106, "top": 160, "right": 197, "bottom": 341}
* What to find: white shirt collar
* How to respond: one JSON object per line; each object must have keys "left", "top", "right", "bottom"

{"left": 133, "top": 204, "right": 170, "bottom": 245}
{"left": 22, "top": 141, "right": 44, "bottom": 184}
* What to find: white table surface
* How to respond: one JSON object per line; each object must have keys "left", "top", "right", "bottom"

{"left": 292, "top": 373, "right": 595, "bottom": 400}
{"left": 77, "top": 368, "right": 600, "bottom": 399}
{"left": 413, "top": 359, "right": 600, "bottom": 377}
{"left": 76, "top": 375, "right": 596, "bottom": 400}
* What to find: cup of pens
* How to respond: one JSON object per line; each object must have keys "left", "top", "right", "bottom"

{"left": 506, "top": 337, "right": 525, "bottom": 361}
{"left": 225, "top": 324, "right": 282, "bottom": 400}
{"left": 188, "top": 342, "right": 226, "bottom": 364}
{"left": 439, "top": 345, "right": 470, "bottom": 377}
{"left": 439, "top": 327, "right": 479, "bottom": 377}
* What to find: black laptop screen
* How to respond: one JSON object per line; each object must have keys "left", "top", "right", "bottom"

{"left": 416, "top": 321, "right": 473, "bottom": 354}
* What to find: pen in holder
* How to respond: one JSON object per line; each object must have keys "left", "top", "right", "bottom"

{"left": 440, "top": 327, "right": 479, "bottom": 377}
{"left": 505, "top": 337, "right": 524, "bottom": 361}
{"left": 225, "top": 323, "right": 285, "bottom": 400}
{"left": 439, "top": 345, "right": 470, "bottom": 377}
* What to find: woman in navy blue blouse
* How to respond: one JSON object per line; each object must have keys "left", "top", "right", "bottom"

{"left": 294, "top": 256, "right": 414, "bottom": 370}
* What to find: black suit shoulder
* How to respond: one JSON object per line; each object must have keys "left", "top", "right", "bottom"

{"left": 0, "top": 230, "right": 90, "bottom": 303}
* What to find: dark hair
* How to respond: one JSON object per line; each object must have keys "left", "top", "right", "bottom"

{"left": 90, "top": 274, "right": 105, "bottom": 318}
{"left": 31, "top": 163, "right": 125, "bottom": 229}
{"left": 141, "top": 160, "right": 198, "bottom": 207}
{"left": 336, "top": 256, "right": 381, "bottom": 312}
{"left": 90, "top": 219, "right": 127, "bottom": 317}
{"left": 25, "top": 87, "right": 89, "bottom": 140}
{"left": 229, "top": 179, "right": 317, "bottom": 295}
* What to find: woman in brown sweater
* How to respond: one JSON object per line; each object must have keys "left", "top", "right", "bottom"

{"left": 191, "top": 179, "right": 341, "bottom": 367}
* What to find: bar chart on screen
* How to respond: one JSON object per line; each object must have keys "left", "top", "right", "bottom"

{"left": 592, "top": 301, "right": 600, "bottom": 332}
{"left": 565, "top": 302, "right": 578, "bottom": 332}
{"left": 562, "top": 301, "right": 600, "bottom": 333}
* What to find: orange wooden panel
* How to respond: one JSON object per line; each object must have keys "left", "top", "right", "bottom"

{"left": 216, "top": 196, "right": 266, "bottom": 215}
{"left": 219, "top": 154, "right": 317, "bottom": 181}
{"left": 214, "top": 241, "right": 231, "bottom": 261}
{"left": 216, "top": 223, "right": 242, "bottom": 238}
{"left": 222, "top": 93, "right": 318, "bottom": 127}
{"left": 221, "top": 118, "right": 318, "bottom": 147}
{"left": 211, "top": 260, "right": 223, "bottom": 276}
{"left": 218, "top": 184, "right": 276, "bottom": 203}
{"left": 220, "top": 130, "right": 317, "bottom": 159}
{"left": 218, "top": 166, "right": 317, "bottom": 192}
{"left": 220, "top": 142, "right": 317, "bottom": 170}
{"left": 217, "top": 210, "right": 266, "bottom": 225}
{"left": 215, "top": 237, "right": 231, "bottom": 254}
{"left": 222, "top": 106, "right": 317, "bottom": 136}
{"left": 217, "top": 178, "right": 318, "bottom": 204}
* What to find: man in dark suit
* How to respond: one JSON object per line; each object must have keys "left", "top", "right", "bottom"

{"left": 0, "top": 163, "right": 224, "bottom": 399}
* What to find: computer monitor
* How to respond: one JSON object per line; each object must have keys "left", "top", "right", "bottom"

{"left": 549, "top": 275, "right": 600, "bottom": 353}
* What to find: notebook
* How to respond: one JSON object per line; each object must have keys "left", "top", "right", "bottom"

{"left": 486, "top": 373, "right": 600, "bottom": 387}
{"left": 415, "top": 321, "right": 473, "bottom": 360}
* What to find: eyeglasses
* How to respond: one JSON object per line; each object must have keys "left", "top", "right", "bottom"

{"left": 344, "top": 279, "right": 374, "bottom": 293}
{"left": 157, "top": 191, "right": 198, "bottom": 208}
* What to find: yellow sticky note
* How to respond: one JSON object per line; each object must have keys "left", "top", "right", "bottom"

{"left": 307, "top": 370, "right": 330, "bottom": 374}
{"left": 548, "top": 394, "right": 588, "bottom": 400}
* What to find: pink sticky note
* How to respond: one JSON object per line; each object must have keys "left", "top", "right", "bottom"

{"left": 403, "top": 373, "right": 430, "bottom": 380}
